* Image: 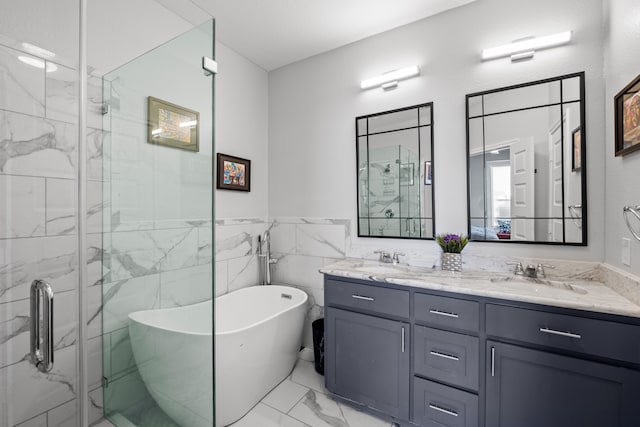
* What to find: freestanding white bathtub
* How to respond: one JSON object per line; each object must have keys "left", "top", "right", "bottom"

{"left": 128, "top": 285, "right": 308, "bottom": 427}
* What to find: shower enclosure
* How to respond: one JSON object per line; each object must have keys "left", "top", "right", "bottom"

{"left": 360, "top": 146, "right": 423, "bottom": 237}
{"left": 0, "top": 1, "right": 215, "bottom": 426}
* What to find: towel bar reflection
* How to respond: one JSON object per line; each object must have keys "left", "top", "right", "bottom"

{"left": 30, "top": 280, "right": 54, "bottom": 373}
{"left": 623, "top": 206, "right": 640, "bottom": 241}
{"left": 568, "top": 205, "right": 582, "bottom": 229}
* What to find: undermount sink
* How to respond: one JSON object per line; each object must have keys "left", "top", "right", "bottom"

{"left": 490, "top": 276, "right": 588, "bottom": 295}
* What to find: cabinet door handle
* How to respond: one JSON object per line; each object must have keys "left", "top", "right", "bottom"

{"left": 351, "top": 294, "right": 374, "bottom": 301}
{"left": 539, "top": 327, "right": 581, "bottom": 339}
{"left": 430, "top": 350, "right": 459, "bottom": 361}
{"left": 429, "top": 403, "right": 458, "bottom": 417}
{"left": 491, "top": 346, "right": 495, "bottom": 377}
{"left": 401, "top": 327, "right": 405, "bottom": 353}
{"left": 429, "top": 309, "right": 459, "bottom": 318}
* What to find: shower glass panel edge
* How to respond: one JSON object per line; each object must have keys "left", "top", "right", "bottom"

{"left": 99, "top": 17, "right": 215, "bottom": 427}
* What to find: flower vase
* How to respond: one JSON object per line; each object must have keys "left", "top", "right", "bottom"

{"left": 441, "top": 252, "right": 462, "bottom": 272}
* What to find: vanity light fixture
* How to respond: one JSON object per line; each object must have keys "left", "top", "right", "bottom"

{"left": 481, "top": 31, "right": 572, "bottom": 61}
{"left": 360, "top": 65, "right": 420, "bottom": 90}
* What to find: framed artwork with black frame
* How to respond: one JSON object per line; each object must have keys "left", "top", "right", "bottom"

{"left": 216, "top": 153, "right": 251, "bottom": 192}
{"left": 147, "top": 96, "right": 199, "bottom": 152}
{"left": 615, "top": 73, "right": 640, "bottom": 157}
{"left": 572, "top": 127, "right": 582, "bottom": 172}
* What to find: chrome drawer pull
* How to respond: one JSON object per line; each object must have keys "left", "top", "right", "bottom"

{"left": 351, "top": 294, "right": 374, "bottom": 301}
{"left": 401, "top": 327, "right": 405, "bottom": 353}
{"left": 429, "top": 403, "right": 459, "bottom": 417}
{"left": 430, "top": 350, "right": 459, "bottom": 361}
{"left": 539, "top": 327, "right": 581, "bottom": 339}
{"left": 429, "top": 309, "right": 459, "bottom": 318}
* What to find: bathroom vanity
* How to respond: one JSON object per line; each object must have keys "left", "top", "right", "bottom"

{"left": 321, "top": 261, "right": 640, "bottom": 427}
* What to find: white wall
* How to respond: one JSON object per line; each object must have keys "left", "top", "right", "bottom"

{"left": 213, "top": 42, "right": 270, "bottom": 297}
{"left": 268, "top": 0, "right": 606, "bottom": 262}
{"left": 214, "top": 41, "right": 269, "bottom": 219}
{"left": 604, "top": 0, "right": 640, "bottom": 275}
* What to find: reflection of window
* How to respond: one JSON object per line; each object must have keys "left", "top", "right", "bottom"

{"left": 486, "top": 160, "right": 511, "bottom": 227}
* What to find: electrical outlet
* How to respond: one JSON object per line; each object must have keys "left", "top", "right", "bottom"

{"left": 622, "top": 238, "right": 631, "bottom": 266}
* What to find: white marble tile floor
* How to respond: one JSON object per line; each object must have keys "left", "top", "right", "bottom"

{"left": 230, "top": 355, "right": 394, "bottom": 427}
{"left": 96, "top": 349, "right": 393, "bottom": 427}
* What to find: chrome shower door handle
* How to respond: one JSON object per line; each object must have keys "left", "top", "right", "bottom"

{"left": 30, "top": 280, "right": 54, "bottom": 373}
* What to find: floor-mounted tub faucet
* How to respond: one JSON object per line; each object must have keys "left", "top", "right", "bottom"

{"left": 258, "top": 231, "right": 278, "bottom": 285}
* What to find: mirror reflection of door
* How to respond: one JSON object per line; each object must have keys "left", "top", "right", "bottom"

{"left": 510, "top": 139, "right": 535, "bottom": 240}
{"left": 466, "top": 73, "right": 586, "bottom": 245}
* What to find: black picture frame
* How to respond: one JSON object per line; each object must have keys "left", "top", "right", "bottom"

{"left": 572, "top": 127, "right": 582, "bottom": 172}
{"left": 216, "top": 153, "right": 251, "bottom": 192}
{"left": 614, "top": 73, "right": 640, "bottom": 157}
{"left": 147, "top": 96, "right": 199, "bottom": 152}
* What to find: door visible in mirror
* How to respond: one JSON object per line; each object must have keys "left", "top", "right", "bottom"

{"left": 466, "top": 73, "right": 586, "bottom": 245}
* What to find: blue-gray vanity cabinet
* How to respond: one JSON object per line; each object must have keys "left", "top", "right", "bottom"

{"left": 325, "top": 307, "right": 410, "bottom": 419}
{"left": 486, "top": 341, "right": 640, "bottom": 427}
{"left": 324, "top": 274, "right": 640, "bottom": 427}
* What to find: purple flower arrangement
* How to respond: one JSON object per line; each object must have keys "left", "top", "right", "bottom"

{"left": 436, "top": 233, "right": 469, "bottom": 253}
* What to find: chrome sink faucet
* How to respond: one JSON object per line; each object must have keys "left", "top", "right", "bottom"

{"left": 507, "top": 262, "right": 555, "bottom": 279}
{"left": 375, "top": 250, "right": 404, "bottom": 265}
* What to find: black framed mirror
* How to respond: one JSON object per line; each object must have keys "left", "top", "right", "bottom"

{"left": 466, "top": 72, "right": 587, "bottom": 245}
{"left": 356, "top": 103, "right": 435, "bottom": 239}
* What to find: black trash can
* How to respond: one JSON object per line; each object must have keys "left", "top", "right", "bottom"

{"left": 312, "top": 318, "right": 325, "bottom": 375}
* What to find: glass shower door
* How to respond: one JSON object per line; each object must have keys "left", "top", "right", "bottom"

{"left": 0, "top": 2, "right": 82, "bottom": 426}
{"left": 98, "top": 18, "right": 215, "bottom": 427}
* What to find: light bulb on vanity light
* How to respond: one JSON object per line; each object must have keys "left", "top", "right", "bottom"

{"left": 481, "top": 31, "right": 572, "bottom": 61}
{"left": 360, "top": 65, "right": 420, "bottom": 90}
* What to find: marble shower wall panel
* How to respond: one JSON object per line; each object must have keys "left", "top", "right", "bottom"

{"left": 0, "top": 110, "right": 78, "bottom": 180}
{"left": 0, "top": 344, "right": 77, "bottom": 426}
{"left": 0, "top": 174, "right": 46, "bottom": 239}
{"left": 0, "top": 45, "right": 45, "bottom": 117}
{"left": 0, "top": 235, "right": 78, "bottom": 304}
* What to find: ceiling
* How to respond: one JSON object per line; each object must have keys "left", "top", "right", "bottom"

{"left": 191, "top": 0, "right": 477, "bottom": 71}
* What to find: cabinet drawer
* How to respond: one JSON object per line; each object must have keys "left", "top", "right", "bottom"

{"left": 486, "top": 304, "right": 640, "bottom": 364}
{"left": 413, "top": 377, "right": 478, "bottom": 427}
{"left": 325, "top": 279, "right": 409, "bottom": 319}
{"left": 414, "top": 326, "right": 479, "bottom": 391}
{"left": 414, "top": 293, "right": 479, "bottom": 333}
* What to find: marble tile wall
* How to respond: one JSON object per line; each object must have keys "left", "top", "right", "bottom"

{"left": 0, "top": 40, "right": 104, "bottom": 427}
{"left": 270, "top": 217, "right": 350, "bottom": 349}
{"left": 214, "top": 218, "right": 269, "bottom": 297}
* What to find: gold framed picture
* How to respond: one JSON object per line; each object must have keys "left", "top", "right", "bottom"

{"left": 147, "top": 96, "right": 199, "bottom": 152}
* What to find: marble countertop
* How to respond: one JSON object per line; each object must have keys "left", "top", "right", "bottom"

{"left": 320, "top": 258, "right": 640, "bottom": 318}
